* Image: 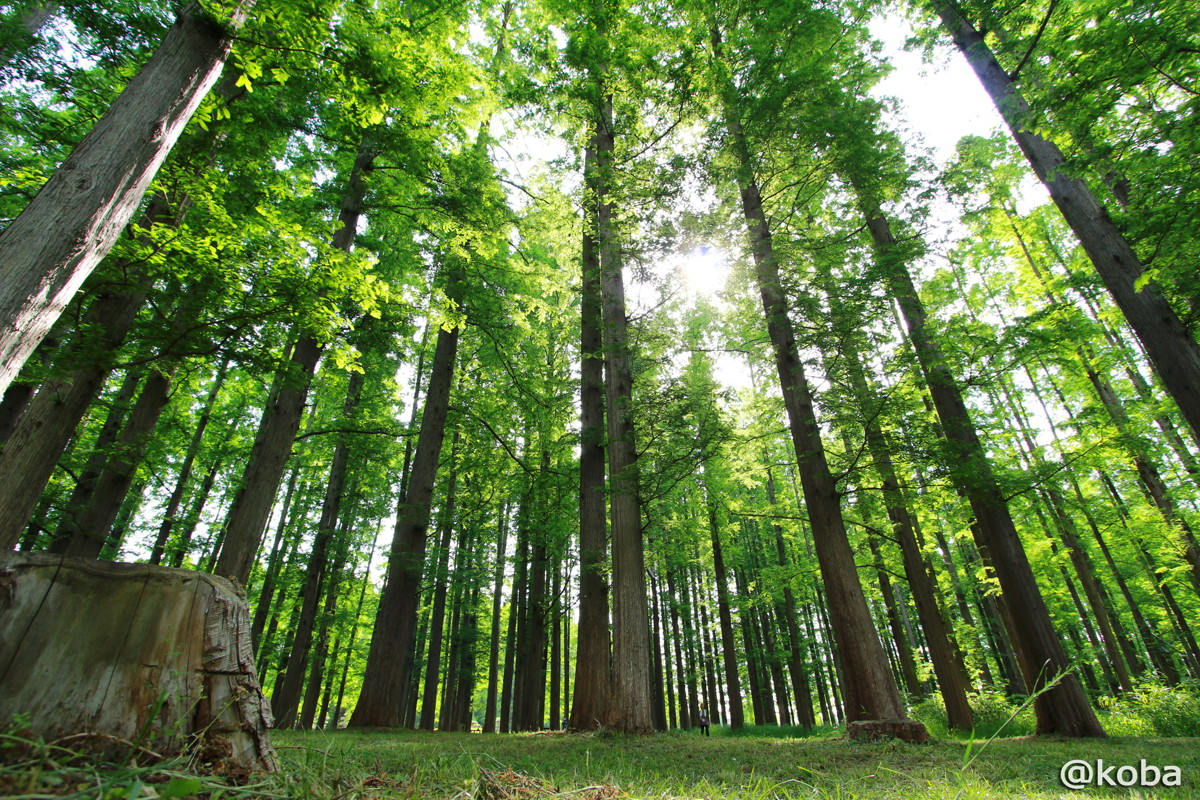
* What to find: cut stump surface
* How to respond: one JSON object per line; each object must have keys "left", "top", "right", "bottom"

{"left": 0, "top": 553, "right": 277, "bottom": 774}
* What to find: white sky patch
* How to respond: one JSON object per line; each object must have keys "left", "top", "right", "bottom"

{"left": 868, "top": 15, "right": 1004, "bottom": 167}
{"left": 678, "top": 245, "right": 730, "bottom": 298}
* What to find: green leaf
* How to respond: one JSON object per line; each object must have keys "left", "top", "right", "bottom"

{"left": 160, "top": 777, "right": 203, "bottom": 798}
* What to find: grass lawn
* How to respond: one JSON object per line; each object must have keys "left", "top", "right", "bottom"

{"left": 264, "top": 728, "right": 1200, "bottom": 799}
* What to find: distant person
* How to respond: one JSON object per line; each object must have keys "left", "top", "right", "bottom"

{"left": 697, "top": 702, "right": 710, "bottom": 737}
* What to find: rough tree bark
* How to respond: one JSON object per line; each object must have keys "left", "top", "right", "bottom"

{"left": 418, "top": 434, "right": 461, "bottom": 731}
{"left": 568, "top": 136, "right": 612, "bottom": 731}
{"left": 595, "top": 87, "right": 654, "bottom": 735}
{"left": 0, "top": 278, "right": 149, "bottom": 550}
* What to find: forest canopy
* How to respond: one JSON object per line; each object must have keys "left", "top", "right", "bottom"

{"left": 0, "top": 0, "right": 1198, "bottom": 746}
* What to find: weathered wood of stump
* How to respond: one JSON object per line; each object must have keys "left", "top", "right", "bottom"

{"left": 846, "top": 719, "right": 931, "bottom": 743}
{"left": 0, "top": 553, "right": 278, "bottom": 774}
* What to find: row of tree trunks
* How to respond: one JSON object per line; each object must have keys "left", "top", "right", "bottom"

{"left": 816, "top": 261, "right": 976, "bottom": 730}
{"left": 0, "top": 268, "right": 153, "bottom": 550}
{"left": 349, "top": 311, "right": 460, "bottom": 727}
{"left": 150, "top": 359, "right": 231, "bottom": 564}
{"left": 855, "top": 196, "right": 1103, "bottom": 736}
{"left": 418, "top": 432, "right": 462, "bottom": 730}
{"left": 704, "top": 484, "right": 745, "bottom": 729}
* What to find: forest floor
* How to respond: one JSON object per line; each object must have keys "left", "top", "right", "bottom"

{"left": 4, "top": 725, "right": 1199, "bottom": 798}
{"left": 261, "top": 728, "right": 1200, "bottom": 799}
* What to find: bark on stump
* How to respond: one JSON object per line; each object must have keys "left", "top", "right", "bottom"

{"left": 846, "top": 719, "right": 931, "bottom": 743}
{"left": 0, "top": 553, "right": 278, "bottom": 774}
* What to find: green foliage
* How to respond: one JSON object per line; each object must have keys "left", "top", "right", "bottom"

{"left": 1100, "top": 683, "right": 1200, "bottom": 738}
{"left": 910, "top": 690, "right": 1037, "bottom": 740}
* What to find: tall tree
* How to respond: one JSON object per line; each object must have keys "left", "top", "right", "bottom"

{"left": 925, "top": 0, "right": 1200, "bottom": 445}
{"left": 705, "top": 10, "right": 911, "bottom": 727}
{"left": 0, "top": 2, "right": 253, "bottom": 394}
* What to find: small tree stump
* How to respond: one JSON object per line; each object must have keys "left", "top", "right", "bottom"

{"left": 846, "top": 719, "right": 931, "bottom": 743}
{"left": 0, "top": 553, "right": 278, "bottom": 774}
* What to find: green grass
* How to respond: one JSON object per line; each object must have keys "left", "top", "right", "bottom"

{"left": 4, "top": 723, "right": 1198, "bottom": 798}
{"left": 265, "top": 728, "right": 1199, "bottom": 799}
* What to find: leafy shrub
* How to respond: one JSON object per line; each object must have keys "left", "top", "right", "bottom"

{"left": 909, "top": 696, "right": 950, "bottom": 739}
{"left": 909, "top": 691, "right": 1036, "bottom": 740}
{"left": 1099, "top": 682, "right": 1200, "bottom": 737}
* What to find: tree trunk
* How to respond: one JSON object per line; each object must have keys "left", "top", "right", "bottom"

{"left": 214, "top": 332, "right": 322, "bottom": 584}
{"left": 666, "top": 567, "right": 690, "bottom": 729}
{"left": 350, "top": 317, "right": 459, "bottom": 727}
{"left": 0, "top": 332, "right": 60, "bottom": 445}
{"left": 594, "top": 89, "right": 653, "bottom": 735}
{"left": 550, "top": 547, "right": 563, "bottom": 730}
{"left": 763, "top": 467, "right": 816, "bottom": 728}
{"left": 482, "top": 504, "right": 509, "bottom": 733}
{"left": 272, "top": 378, "right": 364, "bottom": 728}
{"left": 0, "top": 282, "right": 148, "bottom": 550}
{"left": 60, "top": 366, "right": 173, "bottom": 558}
{"left": 569, "top": 136, "right": 612, "bottom": 731}
{"left": 300, "top": 511, "right": 354, "bottom": 730}
{"left": 867, "top": 536, "right": 922, "bottom": 699}
{"left": 821, "top": 275, "right": 976, "bottom": 728}
{"left": 0, "top": 3, "right": 253, "bottom": 395}
{"left": 331, "top": 538, "right": 376, "bottom": 728}
{"left": 418, "top": 435, "right": 461, "bottom": 730}
{"left": 249, "top": 470, "right": 310, "bottom": 653}
{"left": 0, "top": 552, "right": 277, "bottom": 773}
{"left": 647, "top": 569, "right": 668, "bottom": 730}
{"left": 216, "top": 142, "right": 373, "bottom": 583}
{"left": 705, "top": 486, "right": 744, "bottom": 728}
{"left": 43, "top": 367, "right": 142, "bottom": 552}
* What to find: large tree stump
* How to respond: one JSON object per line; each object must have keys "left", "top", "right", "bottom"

{"left": 0, "top": 553, "right": 278, "bottom": 774}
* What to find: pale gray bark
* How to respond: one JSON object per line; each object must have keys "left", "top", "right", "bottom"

{"left": 0, "top": 552, "right": 277, "bottom": 773}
